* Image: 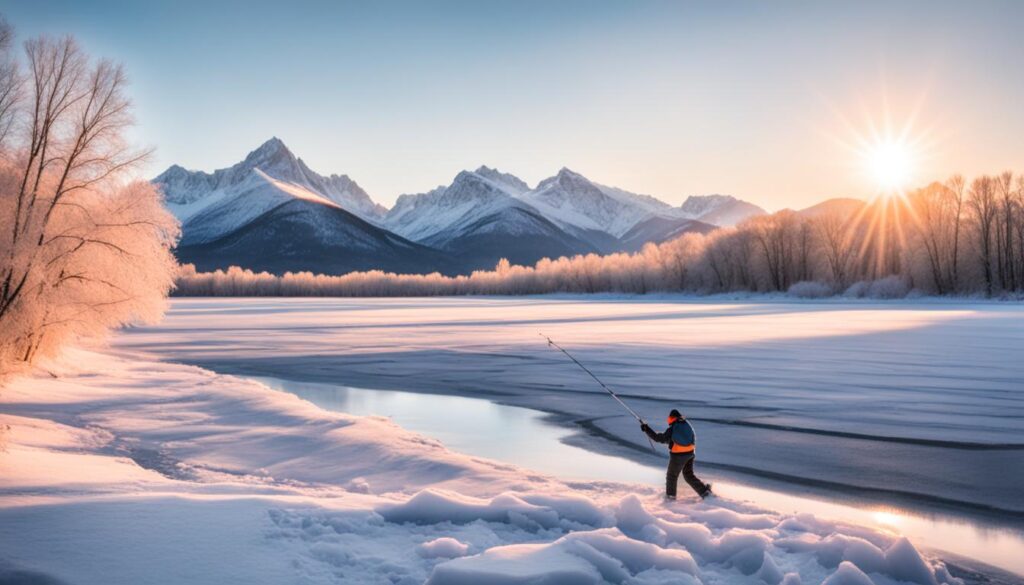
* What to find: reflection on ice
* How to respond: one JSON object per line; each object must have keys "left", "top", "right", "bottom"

{"left": 251, "top": 376, "right": 664, "bottom": 485}
{"left": 871, "top": 510, "right": 904, "bottom": 528}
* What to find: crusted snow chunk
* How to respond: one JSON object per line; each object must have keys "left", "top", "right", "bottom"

{"left": 613, "top": 494, "right": 660, "bottom": 539}
{"left": 425, "top": 528, "right": 699, "bottom": 585}
{"left": 785, "top": 533, "right": 887, "bottom": 573}
{"left": 884, "top": 537, "right": 939, "bottom": 585}
{"left": 613, "top": 494, "right": 771, "bottom": 572}
{"left": 686, "top": 506, "right": 778, "bottom": 530}
{"left": 518, "top": 493, "right": 614, "bottom": 528}
{"left": 418, "top": 537, "right": 471, "bottom": 559}
{"left": 757, "top": 552, "right": 785, "bottom": 585}
{"left": 345, "top": 477, "right": 371, "bottom": 494}
{"left": 821, "top": 561, "right": 875, "bottom": 585}
{"left": 379, "top": 489, "right": 577, "bottom": 530}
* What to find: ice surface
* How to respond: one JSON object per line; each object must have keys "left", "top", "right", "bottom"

{"left": 116, "top": 297, "right": 1024, "bottom": 515}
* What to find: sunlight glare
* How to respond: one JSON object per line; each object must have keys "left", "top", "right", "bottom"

{"left": 872, "top": 510, "right": 904, "bottom": 527}
{"left": 865, "top": 140, "right": 914, "bottom": 193}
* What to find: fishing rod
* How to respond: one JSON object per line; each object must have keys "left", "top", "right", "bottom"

{"left": 540, "top": 333, "right": 657, "bottom": 454}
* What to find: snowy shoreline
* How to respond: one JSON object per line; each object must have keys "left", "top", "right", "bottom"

{"left": 169, "top": 290, "right": 1024, "bottom": 304}
{"left": 0, "top": 347, "right": 1007, "bottom": 585}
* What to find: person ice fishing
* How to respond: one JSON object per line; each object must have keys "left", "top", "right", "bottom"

{"left": 539, "top": 335, "right": 711, "bottom": 500}
{"left": 641, "top": 409, "right": 712, "bottom": 500}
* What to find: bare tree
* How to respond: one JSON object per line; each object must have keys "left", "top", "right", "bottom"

{"left": 1016, "top": 176, "right": 1024, "bottom": 291}
{"left": 996, "top": 171, "right": 1017, "bottom": 290}
{"left": 748, "top": 211, "right": 802, "bottom": 291}
{"left": 0, "top": 18, "right": 19, "bottom": 149}
{"left": 907, "top": 182, "right": 961, "bottom": 293}
{"left": 967, "top": 176, "right": 998, "bottom": 296}
{"left": 795, "top": 219, "right": 814, "bottom": 283}
{"left": 946, "top": 175, "right": 965, "bottom": 291}
{"left": 813, "top": 211, "right": 857, "bottom": 290}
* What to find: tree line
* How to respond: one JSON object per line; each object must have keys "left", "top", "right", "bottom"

{"left": 176, "top": 174, "right": 1024, "bottom": 299}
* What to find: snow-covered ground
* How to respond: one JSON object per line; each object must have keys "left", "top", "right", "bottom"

{"left": 0, "top": 348, "right": 990, "bottom": 585}
{"left": 2, "top": 297, "right": 1021, "bottom": 584}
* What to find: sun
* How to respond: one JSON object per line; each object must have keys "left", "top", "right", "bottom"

{"left": 864, "top": 139, "right": 915, "bottom": 193}
{"left": 824, "top": 91, "right": 934, "bottom": 197}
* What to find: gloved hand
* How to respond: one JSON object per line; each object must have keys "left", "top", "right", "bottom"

{"left": 640, "top": 423, "right": 651, "bottom": 433}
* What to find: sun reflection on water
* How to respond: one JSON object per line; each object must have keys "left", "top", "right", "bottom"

{"left": 871, "top": 509, "right": 904, "bottom": 528}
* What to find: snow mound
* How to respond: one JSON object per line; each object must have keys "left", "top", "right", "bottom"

{"left": 821, "top": 561, "right": 875, "bottom": 585}
{"left": 345, "top": 477, "right": 371, "bottom": 494}
{"left": 426, "top": 528, "right": 699, "bottom": 585}
{"left": 788, "top": 280, "right": 833, "bottom": 298}
{"left": 378, "top": 489, "right": 611, "bottom": 531}
{"left": 392, "top": 491, "right": 961, "bottom": 585}
{"left": 778, "top": 531, "right": 953, "bottom": 585}
{"left": 418, "top": 537, "right": 470, "bottom": 559}
{"left": 885, "top": 537, "right": 941, "bottom": 585}
{"left": 617, "top": 497, "right": 770, "bottom": 574}
{"left": 868, "top": 276, "right": 911, "bottom": 299}
{"left": 844, "top": 277, "right": 911, "bottom": 299}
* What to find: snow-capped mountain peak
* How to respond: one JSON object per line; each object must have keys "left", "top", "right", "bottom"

{"left": 679, "top": 194, "right": 737, "bottom": 216}
{"left": 244, "top": 136, "right": 291, "bottom": 164}
{"left": 154, "top": 138, "right": 385, "bottom": 228}
{"left": 473, "top": 165, "right": 530, "bottom": 194}
{"left": 218, "top": 137, "right": 305, "bottom": 189}
{"left": 385, "top": 167, "right": 532, "bottom": 242}
{"left": 154, "top": 164, "right": 215, "bottom": 206}
{"left": 518, "top": 168, "right": 670, "bottom": 237}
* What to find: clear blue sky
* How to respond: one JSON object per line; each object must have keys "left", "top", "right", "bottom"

{"left": 4, "top": 0, "right": 1023, "bottom": 210}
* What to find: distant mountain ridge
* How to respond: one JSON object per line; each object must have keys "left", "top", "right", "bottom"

{"left": 155, "top": 138, "right": 767, "bottom": 275}
{"left": 156, "top": 137, "right": 385, "bottom": 230}
{"left": 517, "top": 167, "right": 673, "bottom": 238}
{"left": 384, "top": 167, "right": 602, "bottom": 271}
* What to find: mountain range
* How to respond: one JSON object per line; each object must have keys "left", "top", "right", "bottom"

{"left": 155, "top": 138, "right": 767, "bottom": 275}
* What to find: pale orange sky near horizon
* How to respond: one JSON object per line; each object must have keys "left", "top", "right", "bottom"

{"left": 5, "top": 0, "right": 1023, "bottom": 211}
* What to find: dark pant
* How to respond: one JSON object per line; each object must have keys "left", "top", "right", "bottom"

{"left": 666, "top": 452, "right": 707, "bottom": 497}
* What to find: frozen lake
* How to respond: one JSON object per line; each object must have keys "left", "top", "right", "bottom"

{"left": 117, "top": 297, "right": 1024, "bottom": 573}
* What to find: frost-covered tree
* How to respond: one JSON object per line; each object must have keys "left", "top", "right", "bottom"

{"left": 967, "top": 176, "right": 998, "bottom": 296}
{"left": 995, "top": 172, "right": 1018, "bottom": 290}
{"left": 812, "top": 210, "right": 856, "bottom": 291}
{"left": 0, "top": 22, "right": 179, "bottom": 375}
{"left": 907, "top": 182, "right": 958, "bottom": 293}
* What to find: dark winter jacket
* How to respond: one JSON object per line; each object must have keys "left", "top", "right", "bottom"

{"left": 644, "top": 418, "right": 696, "bottom": 454}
